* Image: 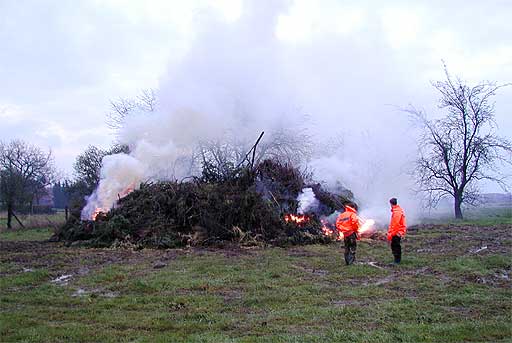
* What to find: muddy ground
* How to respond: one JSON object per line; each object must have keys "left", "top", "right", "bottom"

{"left": 1, "top": 223, "right": 511, "bottom": 342}
{"left": 2, "top": 223, "right": 510, "bottom": 289}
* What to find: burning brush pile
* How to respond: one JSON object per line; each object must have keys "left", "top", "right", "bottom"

{"left": 56, "top": 159, "right": 367, "bottom": 248}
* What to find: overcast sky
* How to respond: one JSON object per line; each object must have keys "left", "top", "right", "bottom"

{"left": 1, "top": 0, "right": 511, "bottom": 185}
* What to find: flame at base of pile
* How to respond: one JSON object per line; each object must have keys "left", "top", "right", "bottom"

{"left": 87, "top": 185, "right": 135, "bottom": 221}
{"left": 320, "top": 219, "right": 342, "bottom": 241}
{"left": 91, "top": 208, "right": 102, "bottom": 221}
{"left": 284, "top": 213, "right": 310, "bottom": 225}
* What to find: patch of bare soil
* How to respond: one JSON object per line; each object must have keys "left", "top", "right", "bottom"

{"left": 0, "top": 240, "right": 265, "bottom": 282}
{"left": 184, "top": 243, "right": 260, "bottom": 258}
{"left": 411, "top": 224, "right": 511, "bottom": 255}
{"left": 218, "top": 288, "right": 244, "bottom": 304}
{"left": 412, "top": 223, "right": 510, "bottom": 237}
{"left": 287, "top": 247, "right": 325, "bottom": 257}
{"left": 1, "top": 241, "right": 162, "bottom": 277}
{"left": 291, "top": 264, "right": 329, "bottom": 277}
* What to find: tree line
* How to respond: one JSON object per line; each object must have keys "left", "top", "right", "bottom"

{"left": 0, "top": 141, "right": 129, "bottom": 228}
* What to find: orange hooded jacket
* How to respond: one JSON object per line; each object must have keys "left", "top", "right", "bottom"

{"left": 336, "top": 206, "right": 361, "bottom": 239}
{"left": 387, "top": 205, "right": 406, "bottom": 241}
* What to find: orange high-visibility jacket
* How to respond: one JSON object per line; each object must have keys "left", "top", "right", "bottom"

{"left": 387, "top": 205, "right": 406, "bottom": 241}
{"left": 336, "top": 206, "right": 360, "bottom": 239}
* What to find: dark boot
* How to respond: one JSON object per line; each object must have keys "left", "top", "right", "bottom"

{"left": 344, "top": 233, "right": 357, "bottom": 265}
{"left": 391, "top": 235, "right": 402, "bottom": 263}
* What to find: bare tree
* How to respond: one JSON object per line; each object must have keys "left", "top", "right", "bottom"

{"left": 137, "top": 89, "right": 158, "bottom": 112}
{"left": 409, "top": 67, "right": 511, "bottom": 219}
{"left": 0, "top": 140, "right": 55, "bottom": 228}
{"left": 257, "top": 128, "right": 313, "bottom": 166}
{"left": 106, "top": 88, "right": 157, "bottom": 131}
{"left": 196, "top": 128, "right": 314, "bottom": 182}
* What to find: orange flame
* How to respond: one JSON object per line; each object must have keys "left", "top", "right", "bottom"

{"left": 320, "top": 219, "right": 343, "bottom": 241}
{"left": 284, "top": 214, "right": 309, "bottom": 225}
{"left": 320, "top": 217, "right": 376, "bottom": 240}
{"left": 91, "top": 208, "right": 102, "bottom": 221}
{"left": 89, "top": 183, "right": 136, "bottom": 221}
{"left": 359, "top": 219, "right": 375, "bottom": 235}
{"left": 119, "top": 184, "right": 135, "bottom": 198}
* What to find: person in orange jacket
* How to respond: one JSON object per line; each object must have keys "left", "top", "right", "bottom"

{"left": 336, "top": 202, "right": 361, "bottom": 265}
{"left": 387, "top": 198, "right": 407, "bottom": 264}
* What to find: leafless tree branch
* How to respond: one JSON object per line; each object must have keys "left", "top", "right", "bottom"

{"left": 106, "top": 88, "right": 157, "bottom": 131}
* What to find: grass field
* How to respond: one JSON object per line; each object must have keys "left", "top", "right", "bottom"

{"left": 420, "top": 206, "right": 512, "bottom": 226}
{"left": 1, "top": 215, "right": 511, "bottom": 342}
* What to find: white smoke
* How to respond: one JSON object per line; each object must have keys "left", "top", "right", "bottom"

{"left": 309, "top": 131, "right": 421, "bottom": 225}
{"left": 297, "top": 188, "right": 319, "bottom": 214}
{"left": 81, "top": 153, "right": 145, "bottom": 219}
{"left": 82, "top": 0, "right": 424, "bottom": 223}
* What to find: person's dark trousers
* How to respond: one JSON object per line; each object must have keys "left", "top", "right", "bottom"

{"left": 344, "top": 232, "right": 357, "bottom": 265}
{"left": 391, "top": 235, "right": 401, "bottom": 263}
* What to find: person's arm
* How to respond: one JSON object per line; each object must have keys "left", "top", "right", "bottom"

{"left": 335, "top": 216, "right": 343, "bottom": 232}
{"left": 388, "top": 211, "right": 398, "bottom": 240}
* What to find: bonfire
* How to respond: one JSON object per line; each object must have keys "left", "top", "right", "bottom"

{"left": 56, "top": 156, "right": 384, "bottom": 248}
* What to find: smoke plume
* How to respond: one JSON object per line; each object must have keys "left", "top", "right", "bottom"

{"left": 297, "top": 188, "right": 319, "bottom": 214}
{"left": 82, "top": 0, "right": 422, "bottom": 223}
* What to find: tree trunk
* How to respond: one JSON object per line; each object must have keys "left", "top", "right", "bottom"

{"left": 454, "top": 195, "right": 463, "bottom": 220}
{"left": 7, "top": 203, "right": 13, "bottom": 229}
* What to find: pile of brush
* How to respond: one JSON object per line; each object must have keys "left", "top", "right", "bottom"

{"left": 55, "top": 159, "right": 352, "bottom": 248}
